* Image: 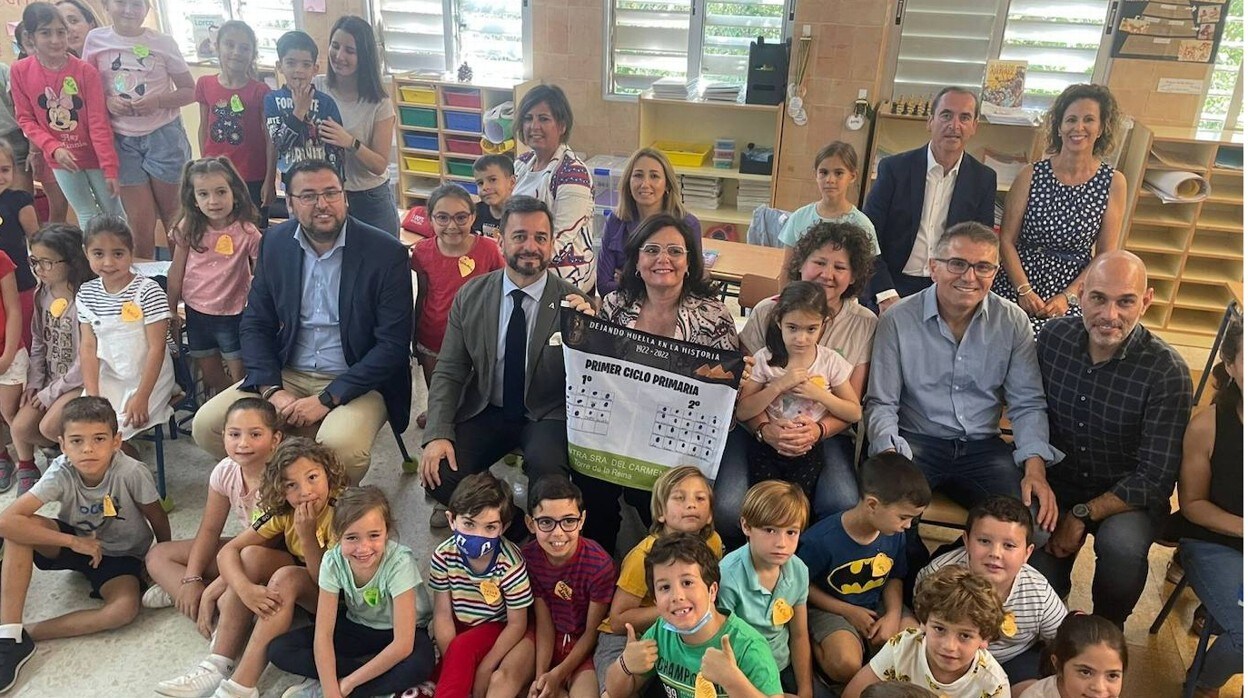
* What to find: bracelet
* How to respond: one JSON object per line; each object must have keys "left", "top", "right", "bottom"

{"left": 181, "top": 576, "right": 204, "bottom": 585}
{"left": 816, "top": 422, "right": 827, "bottom": 440}
{"left": 618, "top": 654, "right": 634, "bottom": 677}
{"left": 1064, "top": 292, "right": 1079, "bottom": 306}
{"left": 1016, "top": 283, "right": 1033, "bottom": 295}
{"left": 261, "top": 386, "right": 282, "bottom": 400}
{"left": 1017, "top": 288, "right": 1035, "bottom": 298}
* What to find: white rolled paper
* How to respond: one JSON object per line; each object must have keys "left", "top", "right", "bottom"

{"left": 1143, "top": 170, "right": 1210, "bottom": 203}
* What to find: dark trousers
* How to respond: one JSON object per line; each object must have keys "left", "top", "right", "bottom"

{"left": 862, "top": 271, "right": 933, "bottom": 312}
{"left": 1000, "top": 643, "right": 1045, "bottom": 683}
{"left": 268, "top": 613, "right": 436, "bottom": 696}
{"left": 574, "top": 471, "right": 651, "bottom": 557}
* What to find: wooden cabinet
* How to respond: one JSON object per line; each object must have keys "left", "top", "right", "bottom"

{"left": 1117, "top": 124, "right": 1243, "bottom": 341}
{"left": 636, "top": 95, "right": 782, "bottom": 230}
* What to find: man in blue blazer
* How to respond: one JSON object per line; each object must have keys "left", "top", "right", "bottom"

{"left": 192, "top": 159, "right": 413, "bottom": 483}
{"left": 864, "top": 87, "right": 997, "bottom": 312}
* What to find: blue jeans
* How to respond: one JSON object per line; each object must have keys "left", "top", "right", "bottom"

{"left": 1028, "top": 507, "right": 1156, "bottom": 626}
{"left": 52, "top": 168, "right": 124, "bottom": 229}
{"left": 714, "top": 426, "right": 860, "bottom": 550}
{"left": 1180, "top": 538, "right": 1244, "bottom": 689}
{"left": 347, "top": 182, "right": 400, "bottom": 237}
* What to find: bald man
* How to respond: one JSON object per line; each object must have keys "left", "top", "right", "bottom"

{"left": 1028, "top": 251, "right": 1192, "bottom": 627}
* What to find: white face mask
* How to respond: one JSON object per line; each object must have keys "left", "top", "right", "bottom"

{"left": 661, "top": 608, "right": 713, "bottom": 636}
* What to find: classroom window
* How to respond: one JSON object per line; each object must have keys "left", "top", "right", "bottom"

{"left": 888, "top": 0, "right": 1113, "bottom": 108}
{"left": 160, "top": 0, "right": 300, "bottom": 66}
{"left": 1199, "top": 0, "right": 1243, "bottom": 132}
{"left": 376, "top": 0, "right": 529, "bottom": 82}
{"left": 605, "top": 0, "right": 794, "bottom": 96}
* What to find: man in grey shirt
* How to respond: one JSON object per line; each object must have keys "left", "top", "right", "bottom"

{"left": 865, "top": 222, "right": 1062, "bottom": 557}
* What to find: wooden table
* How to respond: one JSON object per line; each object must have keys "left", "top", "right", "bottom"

{"left": 702, "top": 239, "right": 784, "bottom": 285}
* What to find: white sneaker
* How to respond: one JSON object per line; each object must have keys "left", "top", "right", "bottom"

{"left": 142, "top": 584, "right": 174, "bottom": 609}
{"left": 280, "top": 678, "right": 324, "bottom": 698}
{"left": 155, "top": 659, "right": 228, "bottom": 697}
{"left": 212, "top": 678, "right": 260, "bottom": 698}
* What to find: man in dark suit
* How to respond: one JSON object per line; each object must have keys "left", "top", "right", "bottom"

{"left": 192, "top": 159, "right": 413, "bottom": 484}
{"left": 864, "top": 86, "right": 998, "bottom": 312}
{"left": 420, "top": 196, "right": 589, "bottom": 525}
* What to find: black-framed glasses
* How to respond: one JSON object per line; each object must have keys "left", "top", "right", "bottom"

{"left": 933, "top": 257, "right": 999, "bottom": 278}
{"left": 640, "top": 244, "right": 687, "bottom": 258}
{"left": 432, "top": 212, "right": 472, "bottom": 226}
{"left": 291, "top": 189, "right": 345, "bottom": 205}
{"left": 28, "top": 257, "right": 66, "bottom": 271}
{"left": 532, "top": 515, "right": 583, "bottom": 532}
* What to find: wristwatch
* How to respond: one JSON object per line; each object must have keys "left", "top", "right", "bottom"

{"left": 1070, "top": 502, "right": 1094, "bottom": 527}
{"left": 1064, "top": 291, "right": 1079, "bottom": 307}
{"left": 351, "top": 138, "right": 362, "bottom": 151}
{"left": 317, "top": 390, "right": 335, "bottom": 409}
{"left": 754, "top": 423, "right": 768, "bottom": 443}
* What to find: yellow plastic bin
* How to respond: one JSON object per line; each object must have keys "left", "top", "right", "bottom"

{"left": 652, "top": 140, "right": 712, "bottom": 168}
{"left": 399, "top": 85, "right": 436, "bottom": 105}
{"left": 403, "top": 156, "right": 440, "bottom": 174}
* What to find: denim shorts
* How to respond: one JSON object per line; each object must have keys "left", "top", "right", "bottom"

{"left": 185, "top": 306, "right": 243, "bottom": 360}
{"left": 114, "top": 118, "right": 192, "bottom": 186}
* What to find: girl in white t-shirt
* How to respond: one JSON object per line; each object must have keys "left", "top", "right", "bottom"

{"left": 141, "top": 397, "right": 282, "bottom": 636}
{"left": 1016, "top": 614, "right": 1126, "bottom": 698}
{"left": 735, "top": 280, "right": 862, "bottom": 499}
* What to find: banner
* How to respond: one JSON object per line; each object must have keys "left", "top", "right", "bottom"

{"left": 560, "top": 308, "right": 744, "bottom": 490}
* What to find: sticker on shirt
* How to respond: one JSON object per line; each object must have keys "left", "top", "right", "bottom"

{"left": 215, "top": 234, "right": 235, "bottom": 256}
{"left": 825, "top": 552, "right": 893, "bottom": 596}
{"left": 458, "top": 255, "right": 476, "bottom": 278}
{"left": 480, "top": 579, "right": 502, "bottom": 605}
{"left": 120, "top": 301, "right": 144, "bottom": 323}
{"left": 1000, "top": 612, "right": 1017, "bottom": 638}
{"left": 49, "top": 297, "right": 69, "bottom": 318}
{"left": 693, "top": 673, "right": 716, "bottom": 698}
{"left": 132, "top": 44, "right": 150, "bottom": 60}
{"left": 229, "top": 94, "right": 244, "bottom": 113}
{"left": 62, "top": 76, "right": 79, "bottom": 96}
{"left": 771, "top": 597, "right": 793, "bottom": 626}
{"left": 554, "top": 580, "right": 574, "bottom": 601}
{"left": 363, "top": 587, "right": 381, "bottom": 607}
{"left": 102, "top": 494, "right": 117, "bottom": 517}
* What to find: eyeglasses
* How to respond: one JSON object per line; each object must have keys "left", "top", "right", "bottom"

{"left": 290, "top": 189, "right": 345, "bottom": 205}
{"left": 640, "top": 244, "right": 687, "bottom": 258}
{"left": 28, "top": 257, "right": 66, "bottom": 271}
{"left": 933, "top": 257, "right": 999, "bottom": 278}
{"left": 432, "top": 212, "right": 472, "bottom": 226}
{"left": 532, "top": 515, "right": 583, "bottom": 533}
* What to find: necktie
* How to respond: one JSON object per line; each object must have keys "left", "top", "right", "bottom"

{"left": 503, "top": 289, "right": 527, "bottom": 421}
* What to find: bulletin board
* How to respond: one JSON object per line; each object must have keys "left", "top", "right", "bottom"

{"left": 1111, "top": 0, "right": 1229, "bottom": 63}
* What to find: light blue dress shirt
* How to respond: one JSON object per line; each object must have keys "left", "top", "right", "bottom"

{"left": 864, "top": 285, "right": 1060, "bottom": 466}
{"left": 289, "top": 223, "right": 349, "bottom": 374}
{"left": 490, "top": 271, "right": 549, "bottom": 408}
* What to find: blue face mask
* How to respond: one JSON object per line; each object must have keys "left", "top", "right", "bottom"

{"left": 661, "top": 608, "right": 714, "bottom": 636}
{"left": 453, "top": 531, "right": 500, "bottom": 560}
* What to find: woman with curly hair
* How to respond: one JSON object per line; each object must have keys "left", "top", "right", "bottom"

{"left": 993, "top": 84, "right": 1127, "bottom": 335}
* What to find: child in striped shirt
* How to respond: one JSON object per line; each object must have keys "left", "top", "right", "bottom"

{"left": 428, "top": 472, "right": 533, "bottom": 698}
{"left": 916, "top": 495, "right": 1067, "bottom": 683}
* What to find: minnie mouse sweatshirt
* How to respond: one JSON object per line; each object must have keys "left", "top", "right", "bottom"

{"left": 11, "top": 55, "right": 119, "bottom": 178}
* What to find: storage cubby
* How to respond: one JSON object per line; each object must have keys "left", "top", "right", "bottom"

{"left": 1116, "top": 124, "right": 1242, "bottom": 341}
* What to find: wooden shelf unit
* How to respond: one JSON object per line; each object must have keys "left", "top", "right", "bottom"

{"left": 1117, "top": 123, "right": 1243, "bottom": 340}
{"left": 391, "top": 76, "right": 533, "bottom": 210}
{"left": 636, "top": 94, "right": 783, "bottom": 235}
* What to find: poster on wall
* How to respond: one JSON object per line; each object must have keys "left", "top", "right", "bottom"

{"left": 1111, "top": 1, "right": 1228, "bottom": 63}
{"left": 190, "top": 15, "right": 224, "bottom": 61}
{"left": 560, "top": 308, "right": 744, "bottom": 490}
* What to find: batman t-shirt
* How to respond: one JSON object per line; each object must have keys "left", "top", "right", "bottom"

{"left": 796, "top": 511, "right": 907, "bottom": 609}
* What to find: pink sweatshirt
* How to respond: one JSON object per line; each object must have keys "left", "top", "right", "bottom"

{"left": 10, "top": 55, "right": 119, "bottom": 178}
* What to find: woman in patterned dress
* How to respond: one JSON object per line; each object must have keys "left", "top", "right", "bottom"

{"left": 994, "top": 84, "right": 1127, "bottom": 335}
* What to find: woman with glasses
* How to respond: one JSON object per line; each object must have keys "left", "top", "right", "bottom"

{"left": 311, "top": 15, "right": 399, "bottom": 235}
{"left": 993, "top": 84, "right": 1127, "bottom": 335}
{"left": 410, "top": 183, "right": 504, "bottom": 428}
{"left": 512, "top": 84, "right": 596, "bottom": 292}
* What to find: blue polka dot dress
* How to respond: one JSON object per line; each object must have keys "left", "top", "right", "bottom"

{"left": 994, "top": 158, "right": 1115, "bottom": 335}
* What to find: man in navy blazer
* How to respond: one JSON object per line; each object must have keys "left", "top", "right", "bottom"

{"left": 864, "top": 87, "right": 997, "bottom": 311}
{"left": 192, "top": 159, "right": 413, "bottom": 483}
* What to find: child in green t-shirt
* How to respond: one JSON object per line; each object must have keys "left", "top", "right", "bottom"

{"left": 606, "top": 532, "right": 783, "bottom": 698}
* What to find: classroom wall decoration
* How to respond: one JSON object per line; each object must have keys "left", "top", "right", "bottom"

{"left": 1111, "top": 1, "right": 1228, "bottom": 63}
{"left": 560, "top": 309, "right": 744, "bottom": 490}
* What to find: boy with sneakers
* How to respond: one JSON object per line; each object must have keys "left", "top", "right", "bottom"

{"left": 607, "top": 532, "right": 783, "bottom": 698}
{"left": 0, "top": 396, "right": 171, "bottom": 694}
{"left": 796, "top": 452, "right": 930, "bottom": 685}
{"left": 718, "top": 481, "right": 815, "bottom": 697}
{"left": 843, "top": 566, "right": 1009, "bottom": 698}
{"left": 264, "top": 30, "right": 345, "bottom": 184}
{"left": 516, "top": 476, "right": 616, "bottom": 698}
{"left": 471, "top": 154, "right": 516, "bottom": 239}
{"left": 429, "top": 472, "right": 533, "bottom": 698}
{"left": 915, "top": 495, "right": 1067, "bottom": 682}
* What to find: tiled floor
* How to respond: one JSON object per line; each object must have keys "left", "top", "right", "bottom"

{"left": 2, "top": 376, "right": 1241, "bottom": 697}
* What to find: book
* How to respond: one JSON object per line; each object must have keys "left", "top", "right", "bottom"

{"left": 982, "top": 60, "right": 1028, "bottom": 110}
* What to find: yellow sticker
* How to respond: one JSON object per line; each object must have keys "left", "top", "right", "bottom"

{"left": 214, "top": 234, "right": 235, "bottom": 256}
{"left": 102, "top": 494, "right": 117, "bottom": 517}
{"left": 457, "top": 255, "right": 476, "bottom": 278}
{"left": 229, "top": 94, "right": 244, "bottom": 112}
{"left": 771, "top": 597, "right": 794, "bottom": 626}
{"left": 1001, "top": 612, "right": 1017, "bottom": 638}
{"left": 49, "top": 297, "right": 69, "bottom": 318}
{"left": 871, "top": 552, "right": 893, "bottom": 578}
{"left": 62, "top": 76, "right": 78, "bottom": 95}
{"left": 480, "top": 579, "right": 501, "bottom": 605}
{"left": 808, "top": 375, "right": 829, "bottom": 391}
{"left": 694, "top": 673, "right": 716, "bottom": 698}
{"left": 554, "top": 580, "right": 573, "bottom": 601}
{"left": 132, "top": 44, "right": 150, "bottom": 59}
{"left": 120, "top": 300, "right": 143, "bottom": 323}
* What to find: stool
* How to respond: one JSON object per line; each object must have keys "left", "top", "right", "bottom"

{"left": 1151, "top": 573, "right": 1189, "bottom": 634}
